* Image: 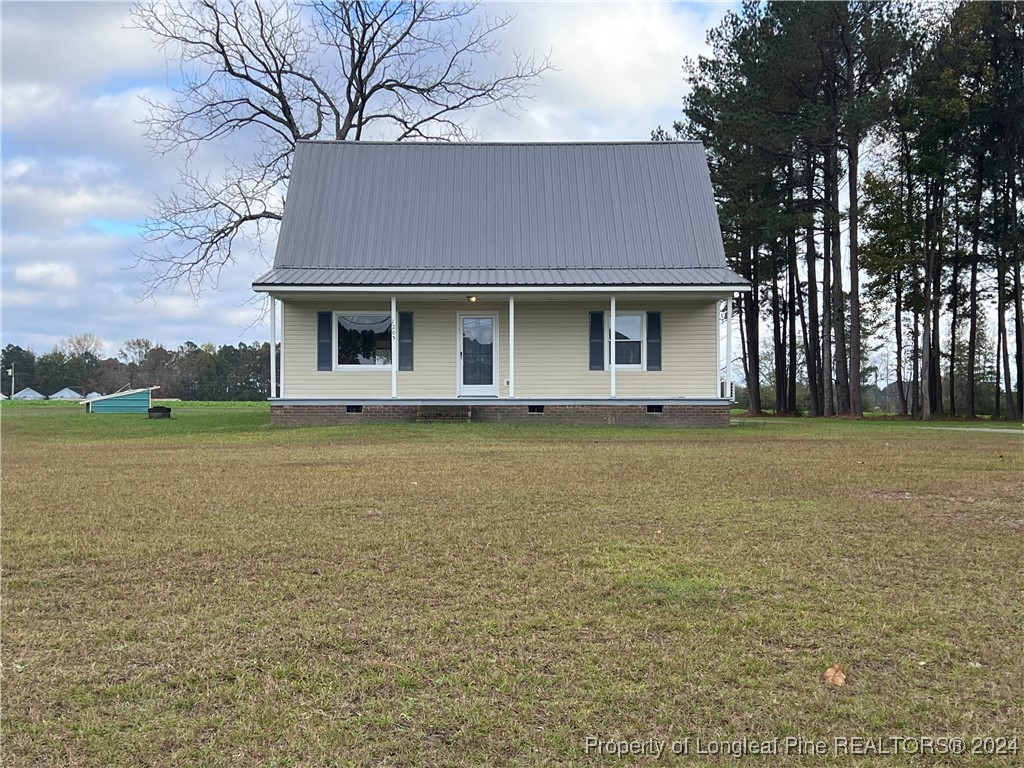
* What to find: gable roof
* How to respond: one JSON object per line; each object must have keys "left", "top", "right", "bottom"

{"left": 50, "top": 387, "right": 83, "bottom": 399}
{"left": 12, "top": 387, "right": 45, "bottom": 399}
{"left": 254, "top": 141, "right": 745, "bottom": 289}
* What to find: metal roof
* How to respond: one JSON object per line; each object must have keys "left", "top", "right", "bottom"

{"left": 257, "top": 141, "right": 745, "bottom": 289}
{"left": 80, "top": 386, "right": 159, "bottom": 404}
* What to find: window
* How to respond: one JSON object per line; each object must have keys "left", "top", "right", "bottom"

{"left": 589, "top": 310, "right": 661, "bottom": 372}
{"left": 335, "top": 312, "right": 393, "bottom": 368}
{"left": 608, "top": 312, "right": 645, "bottom": 369}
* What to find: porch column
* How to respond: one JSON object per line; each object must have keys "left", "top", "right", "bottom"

{"left": 269, "top": 296, "right": 277, "bottom": 399}
{"left": 610, "top": 295, "right": 617, "bottom": 398}
{"left": 391, "top": 295, "right": 398, "bottom": 398}
{"left": 716, "top": 298, "right": 723, "bottom": 398}
{"left": 508, "top": 295, "right": 515, "bottom": 398}
{"left": 724, "top": 293, "right": 734, "bottom": 399}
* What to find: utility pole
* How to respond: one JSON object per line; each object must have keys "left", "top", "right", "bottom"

{"left": 6, "top": 365, "right": 13, "bottom": 398}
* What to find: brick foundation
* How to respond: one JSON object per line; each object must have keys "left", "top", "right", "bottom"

{"left": 271, "top": 403, "right": 730, "bottom": 427}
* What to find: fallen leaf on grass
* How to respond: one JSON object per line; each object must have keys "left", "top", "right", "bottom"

{"left": 823, "top": 663, "right": 846, "bottom": 686}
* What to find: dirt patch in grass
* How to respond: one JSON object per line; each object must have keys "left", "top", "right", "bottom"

{"left": 2, "top": 412, "right": 1022, "bottom": 765}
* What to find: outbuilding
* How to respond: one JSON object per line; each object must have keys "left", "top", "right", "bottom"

{"left": 12, "top": 387, "right": 45, "bottom": 400}
{"left": 50, "top": 387, "right": 84, "bottom": 400}
{"left": 82, "top": 386, "right": 159, "bottom": 414}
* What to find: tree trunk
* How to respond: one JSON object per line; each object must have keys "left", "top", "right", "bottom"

{"left": 1010, "top": 167, "right": 1023, "bottom": 418}
{"left": 922, "top": 178, "right": 936, "bottom": 421}
{"left": 804, "top": 159, "right": 823, "bottom": 416}
{"left": 828, "top": 142, "right": 851, "bottom": 415}
{"left": 847, "top": 128, "right": 863, "bottom": 417}
{"left": 744, "top": 298, "right": 763, "bottom": 415}
{"left": 948, "top": 207, "right": 960, "bottom": 418}
{"left": 894, "top": 275, "right": 908, "bottom": 416}
{"left": 966, "top": 152, "right": 983, "bottom": 418}
{"left": 788, "top": 233, "right": 799, "bottom": 414}
{"left": 744, "top": 243, "right": 762, "bottom": 415}
{"left": 772, "top": 271, "right": 786, "bottom": 413}
{"left": 912, "top": 305, "right": 921, "bottom": 419}
{"left": 822, "top": 202, "right": 835, "bottom": 417}
{"left": 997, "top": 256, "right": 1018, "bottom": 421}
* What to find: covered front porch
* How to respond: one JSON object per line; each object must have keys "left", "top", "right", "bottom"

{"left": 263, "top": 287, "right": 739, "bottom": 405}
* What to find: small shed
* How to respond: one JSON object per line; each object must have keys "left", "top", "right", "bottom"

{"left": 12, "top": 387, "right": 45, "bottom": 400}
{"left": 83, "top": 386, "right": 159, "bottom": 414}
{"left": 50, "top": 387, "right": 84, "bottom": 400}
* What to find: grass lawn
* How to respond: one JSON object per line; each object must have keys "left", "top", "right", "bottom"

{"left": 1, "top": 404, "right": 1021, "bottom": 765}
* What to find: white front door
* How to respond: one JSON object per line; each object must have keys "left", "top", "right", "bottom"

{"left": 458, "top": 314, "right": 498, "bottom": 396}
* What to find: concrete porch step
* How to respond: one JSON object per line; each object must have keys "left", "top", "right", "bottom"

{"left": 415, "top": 405, "right": 472, "bottom": 422}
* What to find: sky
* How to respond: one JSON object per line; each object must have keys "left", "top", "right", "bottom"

{"left": 1, "top": 1, "right": 733, "bottom": 358}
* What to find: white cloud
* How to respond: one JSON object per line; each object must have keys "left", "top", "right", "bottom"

{"left": 1, "top": 3, "right": 165, "bottom": 89}
{"left": 469, "top": 1, "right": 731, "bottom": 141}
{"left": 15, "top": 261, "right": 79, "bottom": 290}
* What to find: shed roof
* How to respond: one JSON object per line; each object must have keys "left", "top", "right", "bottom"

{"left": 254, "top": 141, "right": 745, "bottom": 289}
{"left": 80, "top": 386, "right": 159, "bottom": 404}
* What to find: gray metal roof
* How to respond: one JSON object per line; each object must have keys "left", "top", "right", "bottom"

{"left": 256, "top": 141, "right": 745, "bottom": 289}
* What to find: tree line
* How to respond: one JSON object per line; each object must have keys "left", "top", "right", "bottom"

{"left": 657, "top": 0, "right": 1022, "bottom": 419}
{"left": 1, "top": 336, "right": 274, "bottom": 401}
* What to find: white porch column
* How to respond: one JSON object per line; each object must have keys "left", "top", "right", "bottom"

{"left": 391, "top": 295, "right": 398, "bottom": 398}
{"left": 279, "top": 302, "right": 286, "bottom": 397}
{"left": 716, "top": 298, "right": 722, "bottom": 398}
{"left": 508, "top": 295, "right": 515, "bottom": 398}
{"left": 724, "top": 293, "right": 734, "bottom": 399}
{"left": 269, "top": 296, "right": 277, "bottom": 399}
{"left": 609, "top": 295, "right": 617, "bottom": 398}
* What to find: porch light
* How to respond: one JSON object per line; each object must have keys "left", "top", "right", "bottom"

{"left": 467, "top": 295, "right": 477, "bottom": 302}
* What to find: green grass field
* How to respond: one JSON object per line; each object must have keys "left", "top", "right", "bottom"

{"left": 2, "top": 404, "right": 1021, "bottom": 765}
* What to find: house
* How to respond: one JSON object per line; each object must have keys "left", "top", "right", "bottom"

{"left": 12, "top": 387, "right": 45, "bottom": 400}
{"left": 82, "top": 386, "right": 158, "bottom": 414}
{"left": 50, "top": 387, "right": 83, "bottom": 400}
{"left": 253, "top": 141, "right": 749, "bottom": 426}
{"left": 85, "top": 391, "right": 103, "bottom": 400}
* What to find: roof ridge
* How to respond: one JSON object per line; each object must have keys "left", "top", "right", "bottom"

{"left": 296, "top": 139, "right": 704, "bottom": 147}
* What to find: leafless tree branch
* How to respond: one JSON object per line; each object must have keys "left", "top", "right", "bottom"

{"left": 131, "top": 0, "right": 551, "bottom": 296}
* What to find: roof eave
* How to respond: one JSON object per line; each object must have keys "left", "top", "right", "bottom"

{"left": 252, "top": 282, "right": 751, "bottom": 293}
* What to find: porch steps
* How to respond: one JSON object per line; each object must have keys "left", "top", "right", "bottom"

{"left": 415, "top": 405, "right": 472, "bottom": 423}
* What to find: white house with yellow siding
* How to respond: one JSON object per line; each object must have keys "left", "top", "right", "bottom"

{"left": 253, "top": 141, "right": 748, "bottom": 426}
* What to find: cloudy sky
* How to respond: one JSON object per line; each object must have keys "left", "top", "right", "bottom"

{"left": 1, "top": 1, "right": 733, "bottom": 357}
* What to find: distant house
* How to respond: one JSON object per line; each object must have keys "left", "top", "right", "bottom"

{"left": 82, "top": 386, "right": 158, "bottom": 414}
{"left": 85, "top": 391, "right": 103, "bottom": 400}
{"left": 50, "top": 387, "right": 83, "bottom": 400}
{"left": 253, "top": 141, "right": 749, "bottom": 426}
{"left": 12, "top": 387, "right": 45, "bottom": 400}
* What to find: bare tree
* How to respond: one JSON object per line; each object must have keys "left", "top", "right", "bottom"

{"left": 131, "top": 0, "right": 550, "bottom": 296}
{"left": 119, "top": 338, "right": 154, "bottom": 366}
{"left": 60, "top": 333, "right": 105, "bottom": 358}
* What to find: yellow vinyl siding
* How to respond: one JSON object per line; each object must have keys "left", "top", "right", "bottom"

{"left": 280, "top": 298, "right": 717, "bottom": 399}
{"left": 282, "top": 300, "right": 508, "bottom": 398}
{"left": 513, "top": 300, "right": 718, "bottom": 398}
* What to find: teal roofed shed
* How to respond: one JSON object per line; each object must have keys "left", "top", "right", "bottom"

{"left": 83, "top": 387, "right": 158, "bottom": 414}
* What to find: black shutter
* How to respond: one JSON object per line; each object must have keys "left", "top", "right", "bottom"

{"left": 589, "top": 311, "right": 605, "bottom": 370}
{"left": 398, "top": 312, "right": 414, "bottom": 371}
{"left": 317, "top": 312, "right": 332, "bottom": 371}
{"left": 647, "top": 312, "right": 662, "bottom": 371}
